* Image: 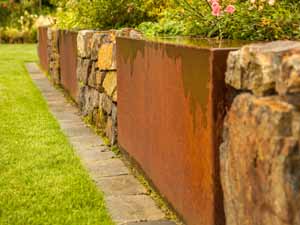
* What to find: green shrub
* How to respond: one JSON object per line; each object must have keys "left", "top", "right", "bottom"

{"left": 55, "top": 0, "right": 171, "bottom": 30}
{"left": 138, "top": 10, "right": 185, "bottom": 36}
{"left": 0, "top": 9, "right": 38, "bottom": 43}
{"left": 0, "top": 2, "right": 11, "bottom": 27}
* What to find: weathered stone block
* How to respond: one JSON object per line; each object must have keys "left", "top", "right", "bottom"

{"left": 100, "top": 93, "right": 113, "bottom": 115}
{"left": 111, "top": 103, "right": 117, "bottom": 126}
{"left": 77, "top": 58, "right": 92, "bottom": 85}
{"left": 106, "top": 116, "right": 117, "bottom": 145}
{"left": 88, "top": 61, "right": 97, "bottom": 88}
{"left": 112, "top": 89, "right": 117, "bottom": 102}
{"left": 80, "top": 87, "right": 99, "bottom": 116}
{"left": 77, "top": 30, "right": 94, "bottom": 58}
{"left": 91, "top": 32, "right": 112, "bottom": 60}
{"left": 98, "top": 43, "right": 116, "bottom": 70}
{"left": 78, "top": 86, "right": 86, "bottom": 112}
{"left": 277, "top": 54, "right": 300, "bottom": 96}
{"left": 95, "top": 70, "right": 106, "bottom": 90}
{"left": 220, "top": 93, "right": 300, "bottom": 225}
{"left": 47, "top": 27, "right": 60, "bottom": 85}
{"left": 102, "top": 71, "right": 117, "bottom": 97}
{"left": 116, "top": 28, "right": 143, "bottom": 39}
{"left": 95, "top": 108, "right": 107, "bottom": 130}
{"left": 226, "top": 41, "right": 300, "bottom": 96}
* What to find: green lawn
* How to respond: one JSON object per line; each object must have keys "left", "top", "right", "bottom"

{"left": 0, "top": 44, "right": 114, "bottom": 225}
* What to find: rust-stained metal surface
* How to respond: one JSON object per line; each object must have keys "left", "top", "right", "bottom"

{"left": 117, "top": 37, "right": 239, "bottom": 225}
{"left": 37, "top": 26, "right": 48, "bottom": 72}
{"left": 58, "top": 30, "right": 78, "bottom": 101}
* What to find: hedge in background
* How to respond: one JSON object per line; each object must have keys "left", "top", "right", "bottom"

{"left": 54, "top": 0, "right": 171, "bottom": 30}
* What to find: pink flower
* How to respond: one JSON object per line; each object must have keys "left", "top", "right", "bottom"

{"left": 211, "top": 1, "right": 221, "bottom": 16}
{"left": 225, "top": 5, "right": 236, "bottom": 14}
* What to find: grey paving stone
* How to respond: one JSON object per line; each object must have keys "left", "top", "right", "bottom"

{"left": 96, "top": 175, "right": 147, "bottom": 196}
{"left": 124, "top": 221, "right": 176, "bottom": 225}
{"left": 47, "top": 100, "right": 67, "bottom": 107}
{"left": 26, "top": 63, "right": 174, "bottom": 225}
{"left": 26, "top": 63, "right": 43, "bottom": 74}
{"left": 50, "top": 105, "right": 78, "bottom": 114}
{"left": 88, "top": 158, "right": 129, "bottom": 178}
{"left": 52, "top": 111, "right": 82, "bottom": 122}
{"left": 106, "top": 195, "right": 165, "bottom": 224}
{"left": 78, "top": 148, "right": 115, "bottom": 162}
{"left": 34, "top": 80, "right": 54, "bottom": 89}
{"left": 59, "top": 121, "right": 86, "bottom": 129}
{"left": 30, "top": 74, "right": 45, "bottom": 80}
{"left": 62, "top": 126, "right": 96, "bottom": 138}
{"left": 44, "top": 93, "right": 65, "bottom": 100}
{"left": 69, "top": 135, "right": 106, "bottom": 147}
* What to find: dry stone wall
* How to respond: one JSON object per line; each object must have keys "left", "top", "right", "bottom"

{"left": 77, "top": 30, "right": 118, "bottom": 144}
{"left": 221, "top": 41, "right": 300, "bottom": 225}
{"left": 43, "top": 27, "right": 141, "bottom": 146}
{"left": 47, "top": 27, "right": 60, "bottom": 85}
{"left": 76, "top": 28, "right": 142, "bottom": 145}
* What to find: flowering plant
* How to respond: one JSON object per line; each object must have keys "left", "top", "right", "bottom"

{"left": 154, "top": 0, "right": 300, "bottom": 41}
{"left": 173, "top": 0, "right": 238, "bottom": 39}
{"left": 208, "top": 0, "right": 236, "bottom": 17}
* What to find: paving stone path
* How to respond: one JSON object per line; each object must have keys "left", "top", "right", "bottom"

{"left": 26, "top": 63, "right": 176, "bottom": 225}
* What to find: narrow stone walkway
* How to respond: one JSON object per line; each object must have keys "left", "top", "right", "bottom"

{"left": 26, "top": 63, "right": 176, "bottom": 225}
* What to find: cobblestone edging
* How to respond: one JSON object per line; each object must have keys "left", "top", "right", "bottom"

{"left": 26, "top": 63, "right": 176, "bottom": 225}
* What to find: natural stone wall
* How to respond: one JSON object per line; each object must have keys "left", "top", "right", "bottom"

{"left": 76, "top": 28, "right": 142, "bottom": 145}
{"left": 221, "top": 41, "right": 300, "bottom": 225}
{"left": 42, "top": 26, "right": 141, "bottom": 145}
{"left": 47, "top": 27, "right": 60, "bottom": 85}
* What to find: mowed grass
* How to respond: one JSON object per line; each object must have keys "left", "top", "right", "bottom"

{"left": 0, "top": 44, "right": 114, "bottom": 225}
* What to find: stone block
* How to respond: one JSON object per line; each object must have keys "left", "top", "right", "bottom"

{"left": 77, "top": 58, "right": 92, "bottom": 85}
{"left": 95, "top": 108, "right": 107, "bottom": 130}
{"left": 220, "top": 93, "right": 300, "bottom": 225}
{"left": 277, "top": 54, "right": 300, "bottom": 96}
{"left": 112, "top": 89, "right": 117, "bottom": 102}
{"left": 116, "top": 28, "right": 143, "bottom": 39}
{"left": 47, "top": 27, "right": 60, "bottom": 85}
{"left": 106, "top": 116, "right": 117, "bottom": 145}
{"left": 98, "top": 42, "right": 116, "bottom": 70}
{"left": 111, "top": 103, "right": 117, "bottom": 126}
{"left": 91, "top": 32, "right": 112, "bottom": 60}
{"left": 103, "top": 71, "right": 117, "bottom": 97}
{"left": 226, "top": 41, "right": 300, "bottom": 96}
{"left": 88, "top": 61, "right": 97, "bottom": 88}
{"left": 77, "top": 30, "right": 95, "bottom": 58}
{"left": 95, "top": 70, "right": 106, "bottom": 90}
{"left": 100, "top": 94, "right": 113, "bottom": 115}
{"left": 81, "top": 87, "right": 99, "bottom": 116}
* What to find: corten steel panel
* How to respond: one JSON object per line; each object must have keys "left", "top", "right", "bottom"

{"left": 37, "top": 26, "right": 48, "bottom": 72}
{"left": 58, "top": 30, "right": 78, "bottom": 101}
{"left": 117, "top": 37, "right": 237, "bottom": 225}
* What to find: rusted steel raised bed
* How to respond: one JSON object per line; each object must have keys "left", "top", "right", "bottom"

{"left": 117, "top": 37, "right": 241, "bottom": 225}
{"left": 58, "top": 30, "right": 78, "bottom": 101}
{"left": 37, "top": 26, "right": 49, "bottom": 72}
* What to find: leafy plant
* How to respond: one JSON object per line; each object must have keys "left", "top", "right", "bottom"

{"left": 139, "top": 0, "right": 300, "bottom": 40}
{"left": 54, "top": 0, "right": 171, "bottom": 30}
